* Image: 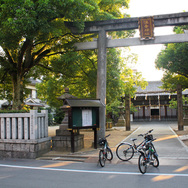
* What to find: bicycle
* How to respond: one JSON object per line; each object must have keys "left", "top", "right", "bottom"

{"left": 116, "top": 129, "right": 154, "bottom": 161}
{"left": 138, "top": 136, "right": 159, "bottom": 174}
{"left": 98, "top": 134, "right": 113, "bottom": 167}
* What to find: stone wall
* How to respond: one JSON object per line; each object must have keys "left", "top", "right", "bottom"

{"left": 52, "top": 134, "right": 84, "bottom": 152}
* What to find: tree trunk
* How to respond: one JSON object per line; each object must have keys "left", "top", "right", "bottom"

{"left": 12, "top": 74, "right": 24, "bottom": 110}
{"left": 177, "top": 84, "right": 183, "bottom": 130}
{"left": 125, "top": 95, "right": 131, "bottom": 131}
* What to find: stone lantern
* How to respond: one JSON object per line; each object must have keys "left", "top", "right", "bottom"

{"left": 116, "top": 103, "right": 125, "bottom": 127}
{"left": 51, "top": 88, "right": 84, "bottom": 152}
{"left": 56, "top": 87, "right": 77, "bottom": 136}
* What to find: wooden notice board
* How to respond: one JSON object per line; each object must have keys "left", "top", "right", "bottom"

{"left": 71, "top": 107, "right": 99, "bottom": 129}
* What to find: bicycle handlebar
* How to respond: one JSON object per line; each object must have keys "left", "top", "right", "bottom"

{"left": 138, "top": 129, "right": 153, "bottom": 137}
{"left": 105, "top": 134, "right": 111, "bottom": 138}
{"left": 145, "top": 138, "right": 156, "bottom": 144}
{"left": 148, "top": 129, "right": 153, "bottom": 133}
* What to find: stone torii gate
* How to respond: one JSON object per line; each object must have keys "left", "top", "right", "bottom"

{"left": 65, "top": 12, "right": 188, "bottom": 138}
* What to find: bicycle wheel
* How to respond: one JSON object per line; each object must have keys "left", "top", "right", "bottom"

{"left": 116, "top": 143, "right": 134, "bottom": 161}
{"left": 99, "top": 150, "right": 106, "bottom": 167}
{"left": 106, "top": 147, "right": 113, "bottom": 161}
{"left": 138, "top": 154, "right": 147, "bottom": 174}
{"left": 152, "top": 154, "right": 159, "bottom": 167}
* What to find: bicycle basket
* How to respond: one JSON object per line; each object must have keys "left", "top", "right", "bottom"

{"left": 145, "top": 134, "right": 153, "bottom": 141}
{"left": 98, "top": 138, "right": 105, "bottom": 146}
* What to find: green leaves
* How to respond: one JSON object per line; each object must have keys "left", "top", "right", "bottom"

{"left": 155, "top": 26, "right": 188, "bottom": 92}
{"left": 156, "top": 25, "right": 188, "bottom": 81}
{"left": 0, "top": 0, "right": 131, "bottom": 110}
{"left": 156, "top": 42, "right": 188, "bottom": 78}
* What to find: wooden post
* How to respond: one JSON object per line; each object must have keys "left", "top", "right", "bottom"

{"left": 177, "top": 84, "right": 184, "bottom": 130}
{"left": 71, "top": 130, "right": 75, "bottom": 153}
{"left": 158, "top": 95, "right": 161, "bottom": 120}
{"left": 143, "top": 106, "right": 145, "bottom": 119}
{"left": 125, "top": 95, "right": 131, "bottom": 131}
{"left": 93, "top": 128, "right": 97, "bottom": 149}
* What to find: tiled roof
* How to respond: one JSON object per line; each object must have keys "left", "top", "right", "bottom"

{"left": 135, "top": 81, "right": 188, "bottom": 96}
{"left": 136, "top": 81, "right": 165, "bottom": 93}
{"left": 64, "top": 99, "right": 105, "bottom": 107}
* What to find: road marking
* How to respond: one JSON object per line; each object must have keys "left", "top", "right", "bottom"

{"left": 0, "top": 164, "right": 188, "bottom": 177}
{"left": 169, "top": 126, "right": 188, "bottom": 152}
{"left": 0, "top": 175, "right": 13, "bottom": 180}
{"left": 41, "top": 161, "right": 75, "bottom": 168}
{"left": 156, "top": 135, "right": 178, "bottom": 142}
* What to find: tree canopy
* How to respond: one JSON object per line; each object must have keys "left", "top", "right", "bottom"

{"left": 0, "top": 0, "right": 131, "bottom": 110}
{"left": 155, "top": 26, "right": 188, "bottom": 90}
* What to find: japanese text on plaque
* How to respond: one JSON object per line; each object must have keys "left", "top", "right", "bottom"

{"left": 139, "top": 17, "right": 154, "bottom": 40}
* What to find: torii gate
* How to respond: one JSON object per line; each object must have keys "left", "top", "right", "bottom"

{"left": 65, "top": 12, "right": 188, "bottom": 138}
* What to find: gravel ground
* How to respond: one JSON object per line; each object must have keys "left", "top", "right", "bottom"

{"left": 48, "top": 124, "right": 188, "bottom": 152}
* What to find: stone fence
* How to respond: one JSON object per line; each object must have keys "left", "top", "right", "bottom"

{"left": 0, "top": 110, "right": 51, "bottom": 159}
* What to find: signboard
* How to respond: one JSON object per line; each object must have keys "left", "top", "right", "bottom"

{"left": 82, "top": 109, "right": 92, "bottom": 127}
{"left": 139, "top": 17, "right": 154, "bottom": 40}
{"left": 71, "top": 107, "right": 99, "bottom": 129}
{"left": 65, "top": 99, "right": 103, "bottom": 129}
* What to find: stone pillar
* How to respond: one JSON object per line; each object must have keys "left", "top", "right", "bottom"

{"left": 97, "top": 29, "right": 107, "bottom": 139}
{"left": 41, "top": 110, "right": 48, "bottom": 137}
{"left": 30, "top": 110, "right": 38, "bottom": 139}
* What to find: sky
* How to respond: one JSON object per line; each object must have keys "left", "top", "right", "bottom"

{"left": 124, "top": 0, "right": 188, "bottom": 81}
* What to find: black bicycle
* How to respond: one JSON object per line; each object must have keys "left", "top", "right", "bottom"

{"left": 116, "top": 129, "right": 154, "bottom": 161}
{"left": 138, "top": 135, "right": 159, "bottom": 174}
{"left": 98, "top": 134, "right": 113, "bottom": 167}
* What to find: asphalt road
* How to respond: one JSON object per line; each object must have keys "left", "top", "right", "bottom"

{"left": 0, "top": 122, "right": 187, "bottom": 188}
{"left": 0, "top": 158, "right": 188, "bottom": 188}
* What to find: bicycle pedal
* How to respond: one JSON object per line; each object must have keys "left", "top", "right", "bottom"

{"left": 150, "top": 161, "right": 153, "bottom": 165}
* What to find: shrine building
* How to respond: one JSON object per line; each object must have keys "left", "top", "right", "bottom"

{"left": 131, "top": 81, "right": 188, "bottom": 121}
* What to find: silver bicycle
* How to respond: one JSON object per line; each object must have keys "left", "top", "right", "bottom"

{"left": 116, "top": 129, "right": 154, "bottom": 161}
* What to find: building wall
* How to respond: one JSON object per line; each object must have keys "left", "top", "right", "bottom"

{"left": 133, "top": 105, "right": 177, "bottom": 120}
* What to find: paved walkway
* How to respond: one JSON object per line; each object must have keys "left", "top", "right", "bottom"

{"left": 40, "top": 122, "right": 188, "bottom": 163}
{"left": 122, "top": 122, "right": 188, "bottom": 159}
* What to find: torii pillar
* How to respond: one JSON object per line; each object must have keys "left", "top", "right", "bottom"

{"left": 97, "top": 29, "right": 107, "bottom": 139}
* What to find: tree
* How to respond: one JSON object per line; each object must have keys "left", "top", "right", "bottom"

{"left": 0, "top": 0, "right": 130, "bottom": 110}
{"left": 36, "top": 47, "right": 132, "bottom": 109}
{"left": 155, "top": 26, "right": 188, "bottom": 80}
{"left": 155, "top": 43, "right": 188, "bottom": 78}
{"left": 123, "top": 70, "right": 147, "bottom": 131}
{"left": 119, "top": 49, "right": 147, "bottom": 130}
{"left": 169, "top": 95, "right": 188, "bottom": 113}
{"left": 155, "top": 25, "right": 188, "bottom": 130}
